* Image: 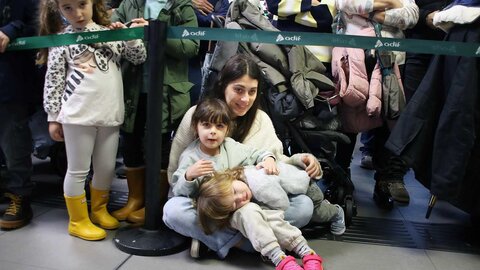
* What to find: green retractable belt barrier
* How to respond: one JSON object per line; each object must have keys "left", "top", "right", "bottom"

{"left": 7, "top": 26, "right": 480, "bottom": 57}
{"left": 7, "top": 27, "right": 144, "bottom": 51}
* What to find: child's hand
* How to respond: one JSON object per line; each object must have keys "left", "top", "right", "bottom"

{"left": 48, "top": 122, "right": 64, "bottom": 142}
{"left": 109, "top": 21, "right": 127, "bottom": 30}
{"left": 185, "top": 159, "right": 214, "bottom": 181}
{"left": 256, "top": 156, "right": 278, "bottom": 175}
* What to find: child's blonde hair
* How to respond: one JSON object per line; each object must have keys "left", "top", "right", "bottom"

{"left": 37, "top": 0, "right": 111, "bottom": 65}
{"left": 191, "top": 98, "right": 232, "bottom": 136}
{"left": 196, "top": 167, "right": 246, "bottom": 235}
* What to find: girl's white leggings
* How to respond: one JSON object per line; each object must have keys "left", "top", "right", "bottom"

{"left": 62, "top": 124, "right": 119, "bottom": 196}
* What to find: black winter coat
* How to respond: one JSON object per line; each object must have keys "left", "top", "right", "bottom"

{"left": 0, "top": 0, "right": 38, "bottom": 104}
{"left": 386, "top": 22, "right": 480, "bottom": 216}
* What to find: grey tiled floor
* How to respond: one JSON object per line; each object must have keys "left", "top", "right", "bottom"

{"left": 1, "top": 143, "right": 479, "bottom": 270}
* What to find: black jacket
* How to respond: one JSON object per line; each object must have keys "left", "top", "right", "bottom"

{"left": 386, "top": 22, "right": 480, "bottom": 215}
{"left": 0, "top": 0, "right": 38, "bottom": 104}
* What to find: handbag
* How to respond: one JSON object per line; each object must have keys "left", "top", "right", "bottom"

{"left": 373, "top": 23, "right": 406, "bottom": 120}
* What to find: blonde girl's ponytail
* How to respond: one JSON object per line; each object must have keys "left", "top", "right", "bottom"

{"left": 36, "top": 0, "right": 64, "bottom": 65}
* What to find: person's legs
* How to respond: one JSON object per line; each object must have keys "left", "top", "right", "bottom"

{"left": 359, "top": 131, "right": 374, "bottom": 169}
{"left": 114, "top": 94, "right": 147, "bottom": 221}
{"left": 61, "top": 124, "right": 106, "bottom": 240}
{"left": 0, "top": 102, "right": 34, "bottom": 229}
{"left": 230, "top": 204, "right": 282, "bottom": 256}
{"left": 307, "top": 182, "right": 337, "bottom": 223}
{"left": 334, "top": 132, "right": 358, "bottom": 175}
{"left": 163, "top": 196, "right": 243, "bottom": 259}
{"left": 62, "top": 124, "right": 96, "bottom": 197}
{"left": 372, "top": 125, "right": 410, "bottom": 207}
{"left": 89, "top": 126, "right": 120, "bottom": 229}
{"left": 91, "top": 126, "right": 119, "bottom": 191}
{"left": 284, "top": 194, "right": 313, "bottom": 228}
{"left": 403, "top": 54, "right": 430, "bottom": 103}
{"left": 262, "top": 209, "right": 324, "bottom": 270}
{"left": 231, "top": 204, "right": 304, "bottom": 269}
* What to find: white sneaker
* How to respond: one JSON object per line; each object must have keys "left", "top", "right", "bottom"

{"left": 190, "top": 238, "right": 200, "bottom": 258}
{"left": 330, "top": 204, "right": 346, "bottom": 235}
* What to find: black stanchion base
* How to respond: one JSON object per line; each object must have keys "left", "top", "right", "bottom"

{"left": 114, "top": 224, "right": 189, "bottom": 256}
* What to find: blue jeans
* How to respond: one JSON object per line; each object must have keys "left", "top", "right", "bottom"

{"left": 0, "top": 103, "right": 33, "bottom": 196}
{"left": 360, "top": 131, "right": 375, "bottom": 155}
{"left": 163, "top": 194, "right": 313, "bottom": 259}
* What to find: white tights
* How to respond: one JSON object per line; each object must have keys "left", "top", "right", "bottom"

{"left": 62, "top": 124, "right": 119, "bottom": 196}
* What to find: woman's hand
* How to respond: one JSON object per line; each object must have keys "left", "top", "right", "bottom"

{"left": 129, "top": 18, "right": 149, "bottom": 28}
{"left": 186, "top": 159, "right": 214, "bottom": 181}
{"left": 48, "top": 122, "right": 64, "bottom": 142}
{"left": 301, "top": 154, "right": 321, "bottom": 178}
{"left": 256, "top": 156, "right": 279, "bottom": 175}
{"left": 192, "top": 0, "right": 214, "bottom": 16}
{"left": 109, "top": 18, "right": 148, "bottom": 30}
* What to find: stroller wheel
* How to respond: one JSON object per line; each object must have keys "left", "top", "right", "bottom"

{"left": 335, "top": 186, "right": 345, "bottom": 205}
{"left": 344, "top": 195, "right": 356, "bottom": 227}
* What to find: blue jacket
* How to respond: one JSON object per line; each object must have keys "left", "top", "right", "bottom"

{"left": 0, "top": 0, "right": 38, "bottom": 104}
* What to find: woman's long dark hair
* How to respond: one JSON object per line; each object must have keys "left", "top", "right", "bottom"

{"left": 205, "top": 54, "right": 263, "bottom": 142}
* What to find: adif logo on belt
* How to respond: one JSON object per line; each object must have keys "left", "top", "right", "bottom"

{"left": 182, "top": 29, "right": 206, "bottom": 38}
{"left": 375, "top": 39, "right": 400, "bottom": 48}
{"left": 276, "top": 34, "right": 301, "bottom": 43}
{"left": 76, "top": 34, "right": 99, "bottom": 43}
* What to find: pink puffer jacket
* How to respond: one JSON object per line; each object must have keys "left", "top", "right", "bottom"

{"left": 332, "top": 27, "right": 403, "bottom": 133}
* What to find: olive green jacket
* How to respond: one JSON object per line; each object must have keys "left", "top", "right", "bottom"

{"left": 112, "top": 0, "right": 199, "bottom": 132}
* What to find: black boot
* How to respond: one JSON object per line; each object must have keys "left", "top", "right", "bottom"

{"left": 0, "top": 193, "right": 33, "bottom": 230}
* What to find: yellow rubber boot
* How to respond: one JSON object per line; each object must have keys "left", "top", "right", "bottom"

{"left": 64, "top": 193, "right": 106, "bottom": 241}
{"left": 90, "top": 186, "right": 120, "bottom": 230}
{"left": 127, "top": 207, "right": 145, "bottom": 224}
{"left": 111, "top": 167, "right": 145, "bottom": 221}
{"left": 127, "top": 170, "right": 169, "bottom": 224}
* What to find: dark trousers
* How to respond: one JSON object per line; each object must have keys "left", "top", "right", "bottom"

{"left": 122, "top": 94, "right": 172, "bottom": 169}
{"left": 0, "top": 103, "right": 33, "bottom": 196}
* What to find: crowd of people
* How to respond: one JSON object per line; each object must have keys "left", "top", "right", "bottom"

{"left": 1, "top": 0, "right": 478, "bottom": 269}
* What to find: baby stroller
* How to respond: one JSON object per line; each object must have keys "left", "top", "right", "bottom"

{"left": 201, "top": 0, "right": 357, "bottom": 226}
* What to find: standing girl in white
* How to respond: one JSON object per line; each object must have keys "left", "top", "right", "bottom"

{"left": 38, "top": 0, "right": 146, "bottom": 241}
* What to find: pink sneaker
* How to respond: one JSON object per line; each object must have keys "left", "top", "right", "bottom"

{"left": 302, "top": 254, "right": 323, "bottom": 270}
{"left": 276, "top": 255, "right": 304, "bottom": 270}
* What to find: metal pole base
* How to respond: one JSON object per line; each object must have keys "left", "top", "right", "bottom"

{"left": 114, "top": 224, "right": 189, "bottom": 256}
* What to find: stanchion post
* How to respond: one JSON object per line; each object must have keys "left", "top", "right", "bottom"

{"left": 113, "top": 20, "right": 188, "bottom": 256}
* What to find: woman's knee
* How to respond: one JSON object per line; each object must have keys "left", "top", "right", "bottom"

{"left": 163, "top": 197, "right": 196, "bottom": 229}
{"left": 284, "top": 195, "right": 313, "bottom": 228}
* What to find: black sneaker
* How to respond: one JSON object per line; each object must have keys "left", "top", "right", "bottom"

{"left": 373, "top": 181, "right": 394, "bottom": 209}
{"left": 386, "top": 180, "right": 410, "bottom": 204}
{"left": 0, "top": 193, "right": 33, "bottom": 230}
